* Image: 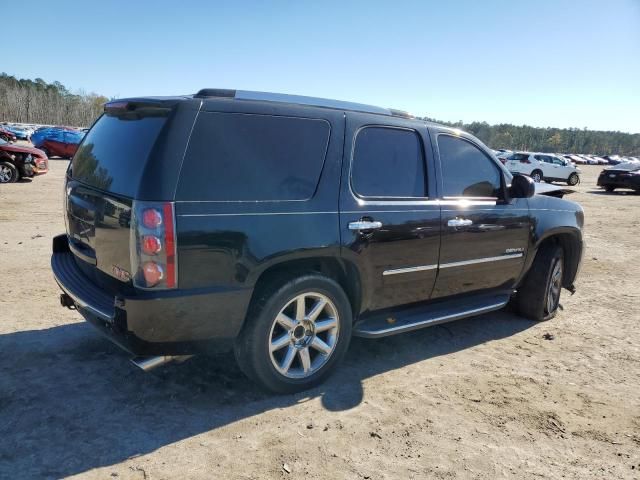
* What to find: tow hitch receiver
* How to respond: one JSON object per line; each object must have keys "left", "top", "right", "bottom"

{"left": 60, "top": 293, "right": 76, "bottom": 310}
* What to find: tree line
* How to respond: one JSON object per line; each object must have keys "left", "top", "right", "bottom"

{"left": 0, "top": 73, "right": 108, "bottom": 128}
{"left": 1, "top": 73, "right": 638, "bottom": 155}
{"left": 422, "top": 118, "right": 639, "bottom": 156}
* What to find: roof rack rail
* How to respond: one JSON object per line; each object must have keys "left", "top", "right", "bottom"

{"left": 193, "top": 88, "right": 413, "bottom": 118}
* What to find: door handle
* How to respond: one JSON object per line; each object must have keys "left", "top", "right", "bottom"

{"left": 349, "top": 220, "right": 383, "bottom": 231}
{"left": 447, "top": 218, "right": 473, "bottom": 227}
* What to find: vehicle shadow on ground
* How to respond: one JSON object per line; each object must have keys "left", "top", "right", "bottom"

{"left": 0, "top": 310, "right": 533, "bottom": 478}
{"left": 586, "top": 189, "right": 639, "bottom": 196}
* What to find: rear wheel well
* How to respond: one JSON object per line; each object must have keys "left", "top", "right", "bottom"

{"left": 249, "top": 258, "right": 361, "bottom": 319}
{"left": 536, "top": 233, "right": 581, "bottom": 288}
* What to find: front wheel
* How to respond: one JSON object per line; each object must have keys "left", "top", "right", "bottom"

{"left": 235, "top": 274, "right": 352, "bottom": 393}
{"left": 567, "top": 173, "right": 579, "bottom": 186}
{"left": 0, "top": 162, "right": 18, "bottom": 183}
{"left": 516, "top": 244, "right": 564, "bottom": 321}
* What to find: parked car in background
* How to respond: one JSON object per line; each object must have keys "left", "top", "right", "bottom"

{"left": 0, "top": 127, "right": 17, "bottom": 142}
{"left": 505, "top": 152, "right": 581, "bottom": 185}
{"left": 2, "top": 125, "right": 32, "bottom": 141}
{"left": 603, "top": 155, "right": 622, "bottom": 165}
{"left": 30, "top": 127, "right": 84, "bottom": 158}
{"left": 51, "top": 89, "right": 585, "bottom": 393}
{"left": 0, "top": 138, "right": 48, "bottom": 183}
{"left": 597, "top": 163, "right": 640, "bottom": 193}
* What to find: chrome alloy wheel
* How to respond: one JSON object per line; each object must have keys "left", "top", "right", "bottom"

{"left": 268, "top": 292, "right": 339, "bottom": 379}
{"left": 547, "top": 259, "right": 563, "bottom": 314}
{"left": 0, "top": 164, "right": 13, "bottom": 183}
{"left": 532, "top": 172, "right": 542, "bottom": 182}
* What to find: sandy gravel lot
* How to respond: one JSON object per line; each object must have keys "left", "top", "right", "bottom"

{"left": 0, "top": 158, "right": 639, "bottom": 479}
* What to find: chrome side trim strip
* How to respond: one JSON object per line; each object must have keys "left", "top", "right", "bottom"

{"left": 439, "top": 253, "right": 523, "bottom": 269}
{"left": 383, "top": 264, "right": 438, "bottom": 276}
{"left": 359, "top": 301, "right": 508, "bottom": 337}
{"left": 178, "top": 211, "right": 337, "bottom": 217}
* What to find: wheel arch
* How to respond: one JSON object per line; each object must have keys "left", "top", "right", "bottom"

{"left": 522, "top": 228, "right": 583, "bottom": 290}
{"left": 247, "top": 256, "right": 362, "bottom": 321}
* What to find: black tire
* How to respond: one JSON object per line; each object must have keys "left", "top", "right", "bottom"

{"left": 234, "top": 274, "right": 352, "bottom": 393}
{"left": 604, "top": 186, "right": 615, "bottom": 192}
{"left": 567, "top": 173, "right": 579, "bottom": 186}
{"left": 531, "top": 170, "right": 543, "bottom": 183}
{"left": 0, "top": 161, "right": 18, "bottom": 183}
{"left": 39, "top": 147, "right": 50, "bottom": 158}
{"left": 516, "top": 244, "right": 564, "bottom": 322}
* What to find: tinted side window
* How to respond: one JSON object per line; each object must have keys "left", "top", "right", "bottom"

{"left": 351, "top": 127, "right": 426, "bottom": 198}
{"left": 178, "top": 113, "right": 330, "bottom": 201}
{"left": 438, "top": 135, "right": 502, "bottom": 198}
{"left": 73, "top": 114, "right": 168, "bottom": 196}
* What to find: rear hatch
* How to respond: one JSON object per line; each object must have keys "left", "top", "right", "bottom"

{"left": 65, "top": 100, "right": 179, "bottom": 293}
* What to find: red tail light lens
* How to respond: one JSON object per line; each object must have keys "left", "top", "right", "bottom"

{"left": 142, "top": 208, "right": 163, "bottom": 229}
{"left": 131, "top": 201, "right": 177, "bottom": 289}
{"left": 142, "top": 235, "right": 162, "bottom": 255}
{"left": 142, "top": 261, "right": 164, "bottom": 286}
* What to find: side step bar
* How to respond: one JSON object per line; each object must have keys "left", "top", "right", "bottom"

{"left": 353, "top": 294, "right": 511, "bottom": 338}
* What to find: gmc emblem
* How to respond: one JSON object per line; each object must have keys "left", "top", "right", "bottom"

{"left": 112, "top": 265, "right": 131, "bottom": 282}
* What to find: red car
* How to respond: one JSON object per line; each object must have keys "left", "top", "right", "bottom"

{"left": 0, "top": 127, "right": 17, "bottom": 142}
{"left": 0, "top": 138, "right": 48, "bottom": 183}
{"left": 31, "top": 128, "right": 83, "bottom": 158}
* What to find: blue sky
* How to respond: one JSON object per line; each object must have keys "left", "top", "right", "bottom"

{"left": 4, "top": 0, "right": 639, "bottom": 132}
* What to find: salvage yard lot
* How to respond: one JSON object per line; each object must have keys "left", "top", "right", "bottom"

{"left": 0, "top": 160, "right": 639, "bottom": 479}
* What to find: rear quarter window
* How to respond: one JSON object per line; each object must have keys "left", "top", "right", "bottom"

{"left": 177, "top": 113, "right": 331, "bottom": 201}
{"left": 72, "top": 113, "right": 168, "bottom": 196}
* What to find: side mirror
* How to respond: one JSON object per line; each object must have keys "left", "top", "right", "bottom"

{"left": 510, "top": 174, "right": 535, "bottom": 198}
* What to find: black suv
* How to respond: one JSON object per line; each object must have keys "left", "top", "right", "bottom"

{"left": 52, "top": 89, "right": 585, "bottom": 393}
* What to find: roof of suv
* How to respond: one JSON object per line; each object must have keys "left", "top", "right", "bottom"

{"left": 192, "top": 89, "right": 414, "bottom": 118}
{"left": 110, "top": 89, "right": 415, "bottom": 119}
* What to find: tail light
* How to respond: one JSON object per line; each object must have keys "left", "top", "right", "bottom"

{"left": 131, "top": 201, "right": 177, "bottom": 289}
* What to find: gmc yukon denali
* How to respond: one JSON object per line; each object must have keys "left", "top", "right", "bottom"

{"left": 52, "top": 89, "right": 585, "bottom": 393}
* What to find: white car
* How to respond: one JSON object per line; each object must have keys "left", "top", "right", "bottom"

{"left": 505, "top": 152, "right": 581, "bottom": 185}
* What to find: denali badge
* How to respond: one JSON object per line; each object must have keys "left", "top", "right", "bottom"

{"left": 112, "top": 265, "right": 131, "bottom": 282}
{"left": 505, "top": 247, "right": 525, "bottom": 254}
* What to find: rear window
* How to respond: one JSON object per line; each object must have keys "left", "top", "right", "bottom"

{"left": 72, "top": 113, "right": 167, "bottom": 196}
{"left": 177, "top": 113, "right": 330, "bottom": 201}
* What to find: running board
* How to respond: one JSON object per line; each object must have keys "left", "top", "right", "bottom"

{"left": 353, "top": 293, "right": 511, "bottom": 338}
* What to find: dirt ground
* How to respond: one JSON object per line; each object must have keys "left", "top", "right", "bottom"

{"left": 0, "top": 157, "right": 639, "bottom": 480}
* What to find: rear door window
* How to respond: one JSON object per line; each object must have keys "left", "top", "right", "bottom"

{"left": 438, "top": 135, "right": 502, "bottom": 198}
{"left": 177, "top": 113, "right": 330, "bottom": 201}
{"left": 351, "top": 127, "right": 427, "bottom": 198}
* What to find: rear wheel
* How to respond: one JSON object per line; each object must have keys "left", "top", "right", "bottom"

{"left": 235, "top": 274, "right": 352, "bottom": 393}
{"left": 516, "top": 244, "right": 564, "bottom": 321}
{"left": 567, "top": 173, "right": 579, "bottom": 186}
{"left": 0, "top": 162, "right": 18, "bottom": 183}
{"left": 39, "top": 147, "right": 50, "bottom": 158}
{"left": 531, "top": 170, "right": 543, "bottom": 183}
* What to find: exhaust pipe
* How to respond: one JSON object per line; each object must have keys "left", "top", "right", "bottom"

{"left": 130, "top": 355, "right": 194, "bottom": 372}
